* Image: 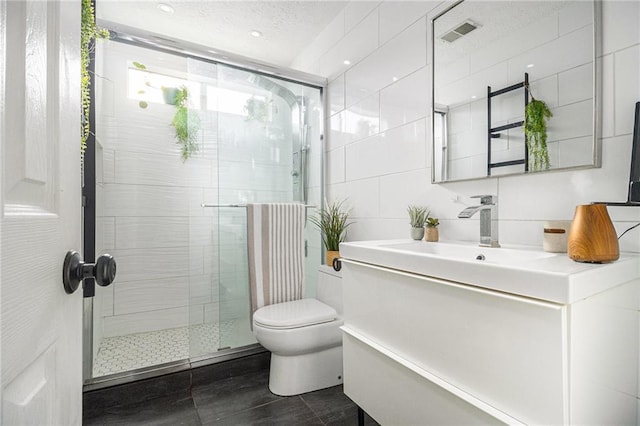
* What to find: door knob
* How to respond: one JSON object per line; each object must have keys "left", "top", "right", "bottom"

{"left": 62, "top": 250, "right": 116, "bottom": 294}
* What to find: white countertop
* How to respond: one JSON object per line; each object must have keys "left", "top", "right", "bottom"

{"left": 339, "top": 239, "right": 640, "bottom": 304}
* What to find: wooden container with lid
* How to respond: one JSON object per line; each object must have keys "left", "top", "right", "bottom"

{"left": 568, "top": 204, "right": 619, "bottom": 263}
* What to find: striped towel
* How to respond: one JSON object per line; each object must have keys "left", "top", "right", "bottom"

{"left": 247, "top": 203, "right": 305, "bottom": 318}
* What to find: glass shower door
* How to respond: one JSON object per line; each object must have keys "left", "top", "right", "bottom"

{"left": 189, "top": 61, "right": 324, "bottom": 355}
{"left": 88, "top": 37, "right": 324, "bottom": 381}
{"left": 92, "top": 40, "right": 200, "bottom": 378}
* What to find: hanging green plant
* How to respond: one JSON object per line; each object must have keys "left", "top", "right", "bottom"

{"left": 171, "top": 86, "right": 201, "bottom": 161}
{"left": 81, "top": 0, "right": 109, "bottom": 156}
{"left": 524, "top": 88, "right": 553, "bottom": 171}
{"left": 129, "top": 62, "right": 199, "bottom": 161}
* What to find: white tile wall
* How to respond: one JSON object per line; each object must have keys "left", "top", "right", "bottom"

{"left": 329, "top": 110, "right": 350, "bottom": 150}
{"left": 290, "top": 0, "right": 640, "bottom": 258}
{"left": 115, "top": 217, "right": 189, "bottom": 249}
{"left": 327, "top": 148, "right": 346, "bottom": 184}
{"left": 347, "top": 93, "right": 380, "bottom": 142}
{"left": 328, "top": 74, "right": 346, "bottom": 116}
{"left": 114, "top": 277, "right": 189, "bottom": 316}
{"left": 290, "top": 8, "right": 346, "bottom": 74}
{"left": 345, "top": 18, "right": 427, "bottom": 107}
{"left": 345, "top": 119, "right": 427, "bottom": 181}
{"left": 558, "top": 63, "right": 593, "bottom": 106}
{"left": 379, "top": 1, "right": 440, "bottom": 45}
{"left": 614, "top": 44, "right": 640, "bottom": 136}
{"left": 602, "top": 0, "right": 640, "bottom": 56}
{"left": 103, "top": 307, "right": 190, "bottom": 337}
{"left": 317, "top": 10, "right": 379, "bottom": 80}
{"left": 344, "top": 1, "right": 380, "bottom": 33}
{"left": 558, "top": 1, "right": 593, "bottom": 36}
{"left": 380, "top": 67, "right": 429, "bottom": 132}
{"left": 103, "top": 184, "right": 190, "bottom": 217}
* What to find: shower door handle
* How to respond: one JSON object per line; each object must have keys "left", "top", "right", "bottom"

{"left": 62, "top": 250, "right": 116, "bottom": 294}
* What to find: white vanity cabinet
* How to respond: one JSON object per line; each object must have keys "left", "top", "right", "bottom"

{"left": 339, "top": 244, "right": 640, "bottom": 425}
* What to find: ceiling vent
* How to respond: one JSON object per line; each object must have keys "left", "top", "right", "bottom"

{"left": 440, "top": 20, "right": 479, "bottom": 43}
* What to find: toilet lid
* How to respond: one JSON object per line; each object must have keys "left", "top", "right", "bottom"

{"left": 253, "top": 298, "right": 337, "bottom": 329}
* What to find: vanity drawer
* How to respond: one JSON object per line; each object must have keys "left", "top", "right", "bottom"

{"left": 343, "top": 331, "right": 510, "bottom": 425}
{"left": 342, "top": 260, "right": 568, "bottom": 425}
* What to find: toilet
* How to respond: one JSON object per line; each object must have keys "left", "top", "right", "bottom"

{"left": 252, "top": 265, "right": 343, "bottom": 396}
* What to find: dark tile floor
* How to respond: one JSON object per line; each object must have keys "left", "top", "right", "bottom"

{"left": 83, "top": 352, "right": 379, "bottom": 425}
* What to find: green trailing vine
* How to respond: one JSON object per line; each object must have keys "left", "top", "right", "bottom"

{"left": 524, "top": 87, "right": 553, "bottom": 171}
{"left": 172, "top": 86, "right": 201, "bottom": 161}
{"left": 131, "top": 62, "right": 200, "bottom": 161}
{"left": 81, "top": 0, "right": 109, "bottom": 156}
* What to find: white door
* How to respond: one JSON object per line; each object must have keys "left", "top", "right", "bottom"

{"left": 1, "top": 0, "right": 83, "bottom": 424}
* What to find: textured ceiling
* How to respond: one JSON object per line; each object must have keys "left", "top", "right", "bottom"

{"left": 97, "top": 1, "right": 347, "bottom": 68}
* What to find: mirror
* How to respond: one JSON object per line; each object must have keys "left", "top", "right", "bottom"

{"left": 431, "top": 0, "right": 599, "bottom": 183}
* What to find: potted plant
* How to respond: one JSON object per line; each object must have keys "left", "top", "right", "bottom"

{"left": 407, "top": 205, "right": 429, "bottom": 240}
{"left": 425, "top": 217, "right": 440, "bottom": 242}
{"left": 309, "top": 200, "right": 353, "bottom": 266}
{"left": 524, "top": 87, "right": 553, "bottom": 171}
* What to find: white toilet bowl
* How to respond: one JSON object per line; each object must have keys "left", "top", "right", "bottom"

{"left": 253, "top": 266, "right": 343, "bottom": 396}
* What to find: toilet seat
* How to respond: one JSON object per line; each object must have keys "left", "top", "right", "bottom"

{"left": 254, "top": 298, "right": 337, "bottom": 329}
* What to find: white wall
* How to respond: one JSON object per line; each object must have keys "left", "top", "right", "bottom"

{"left": 292, "top": 0, "right": 640, "bottom": 255}
{"left": 292, "top": 0, "right": 640, "bottom": 410}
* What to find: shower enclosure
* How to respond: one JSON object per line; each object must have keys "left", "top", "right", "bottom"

{"left": 85, "top": 34, "right": 324, "bottom": 384}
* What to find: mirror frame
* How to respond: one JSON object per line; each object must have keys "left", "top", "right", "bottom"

{"left": 428, "top": 0, "right": 602, "bottom": 184}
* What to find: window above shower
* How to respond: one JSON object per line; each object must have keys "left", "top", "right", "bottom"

{"left": 127, "top": 65, "right": 274, "bottom": 120}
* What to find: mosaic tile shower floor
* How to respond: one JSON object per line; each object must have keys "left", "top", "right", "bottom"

{"left": 93, "top": 320, "right": 254, "bottom": 377}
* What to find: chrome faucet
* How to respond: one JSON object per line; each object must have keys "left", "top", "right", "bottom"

{"left": 458, "top": 195, "right": 500, "bottom": 248}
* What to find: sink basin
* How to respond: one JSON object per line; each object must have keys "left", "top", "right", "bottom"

{"left": 339, "top": 239, "right": 639, "bottom": 304}
{"left": 381, "top": 241, "right": 555, "bottom": 264}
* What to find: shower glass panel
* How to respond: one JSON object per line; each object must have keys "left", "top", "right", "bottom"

{"left": 186, "top": 59, "right": 324, "bottom": 356}
{"left": 93, "top": 41, "right": 202, "bottom": 377}
{"left": 89, "top": 37, "right": 323, "bottom": 381}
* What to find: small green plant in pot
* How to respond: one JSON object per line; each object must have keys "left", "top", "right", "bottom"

{"left": 407, "top": 205, "right": 429, "bottom": 240}
{"left": 425, "top": 217, "right": 440, "bottom": 242}
{"left": 309, "top": 200, "right": 353, "bottom": 266}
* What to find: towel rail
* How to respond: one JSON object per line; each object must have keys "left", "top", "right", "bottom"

{"left": 201, "top": 203, "right": 317, "bottom": 208}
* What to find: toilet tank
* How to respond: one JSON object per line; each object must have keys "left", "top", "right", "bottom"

{"left": 316, "top": 265, "right": 342, "bottom": 315}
